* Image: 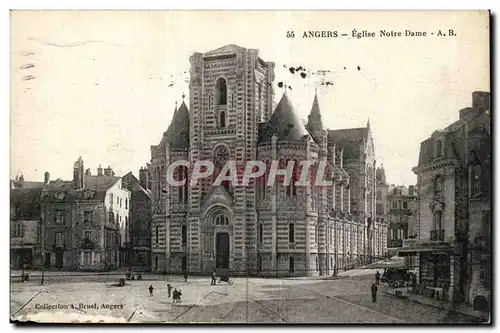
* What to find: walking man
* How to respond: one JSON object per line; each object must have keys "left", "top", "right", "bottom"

{"left": 375, "top": 271, "right": 381, "bottom": 285}
{"left": 172, "top": 289, "right": 178, "bottom": 303}
{"left": 167, "top": 284, "right": 172, "bottom": 298}
{"left": 371, "top": 283, "right": 378, "bottom": 303}
{"left": 149, "top": 285, "right": 154, "bottom": 297}
{"left": 211, "top": 269, "right": 217, "bottom": 285}
{"left": 183, "top": 270, "right": 188, "bottom": 282}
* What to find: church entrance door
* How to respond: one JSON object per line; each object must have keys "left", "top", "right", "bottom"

{"left": 215, "top": 232, "right": 230, "bottom": 269}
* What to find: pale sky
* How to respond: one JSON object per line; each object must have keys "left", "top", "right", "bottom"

{"left": 10, "top": 11, "right": 489, "bottom": 186}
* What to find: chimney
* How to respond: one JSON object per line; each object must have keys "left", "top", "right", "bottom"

{"left": 139, "top": 167, "right": 149, "bottom": 190}
{"left": 472, "top": 91, "right": 490, "bottom": 111}
{"left": 97, "top": 165, "right": 103, "bottom": 176}
{"left": 73, "top": 156, "right": 84, "bottom": 189}
{"left": 44, "top": 171, "right": 50, "bottom": 185}
{"left": 85, "top": 168, "right": 91, "bottom": 176}
{"left": 408, "top": 185, "right": 415, "bottom": 196}
{"left": 104, "top": 166, "right": 114, "bottom": 177}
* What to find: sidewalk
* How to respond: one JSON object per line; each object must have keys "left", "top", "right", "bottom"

{"left": 386, "top": 288, "right": 490, "bottom": 322}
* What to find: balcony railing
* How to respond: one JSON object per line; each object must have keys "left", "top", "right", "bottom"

{"left": 430, "top": 229, "right": 445, "bottom": 242}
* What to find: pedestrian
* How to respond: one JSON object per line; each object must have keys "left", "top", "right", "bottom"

{"left": 177, "top": 289, "right": 182, "bottom": 303}
{"left": 149, "top": 285, "right": 154, "bottom": 297}
{"left": 371, "top": 283, "right": 378, "bottom": 303}
{"left": 173, "top": 288, "right": 178, "bottom": 303}
{"left": 184, "top": 271, "right": 188, "bottom": 282}
{"left": 375, "top": 271, "right": 380, "bottom": 285}
{"left": 211, "top": 269, "right": 217, "bottom": 285}
{"left": 167, "top": 284, "right": 172, "bottom": 298}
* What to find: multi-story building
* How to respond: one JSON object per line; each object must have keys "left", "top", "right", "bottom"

{"left": 40, "top": 157, "right": 130, "bottom": 271}
{"left": 123, "top": 171, "right": 152, "bottom": 268}
{"left": 149, "top": 44, "right": 382, "bottom": 276}
{"left": 10, "top": 176, "right": 45, "bottom": 269}
{"left": 387, "top": 185, "right": 417, "bottom": 255}
{"left": 399, "top": 91, "right": 491, "bottom": 310}
{"left": 375, "top": 165, "right": 389, "bottom": 258}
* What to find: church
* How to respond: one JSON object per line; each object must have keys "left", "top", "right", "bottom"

{"left": 148, "top": 44, "right": 386, "bottom": 276}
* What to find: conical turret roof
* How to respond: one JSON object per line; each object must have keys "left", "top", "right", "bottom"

{"left": 306, "top": 93, "right": 324, "bottom": 132}
{"left": 162, "top": 101, "right": 190, "bottom": 149}
{"left": 258, "top": 94, "right": 312, "bottom": 142}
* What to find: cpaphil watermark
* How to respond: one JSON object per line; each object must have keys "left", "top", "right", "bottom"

{"left": 165, "top": 160, "right": 335, "bottom": 187}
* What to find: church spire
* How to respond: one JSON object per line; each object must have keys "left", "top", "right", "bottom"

{"left": 306, "top": 90, "right": 324, "bottom": 132}
{"left": 367, "top": 117, "right": 371, "bottom": 129}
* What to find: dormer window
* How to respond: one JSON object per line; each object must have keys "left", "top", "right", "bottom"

{"left": 215, "top": 78, "right": 227, "bottom": 105}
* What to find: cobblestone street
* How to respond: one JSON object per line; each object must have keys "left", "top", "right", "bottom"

{"left": 11, "top": 270, "right": 483, "bottom": 323}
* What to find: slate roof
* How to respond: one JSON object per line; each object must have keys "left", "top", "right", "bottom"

{"left": 204, "top": 44, "right": 241, "bottom": 55}
{"left": 258, "top": 94, "right": 313, "bottom": 143}
{"left": 122, "top": 172, "right": 151, "bottom": 199}
{"left": 327, "top": 127, "right": 369, "bottom": 160}
{"left": 11, "top": 181, "right": 44, "bottom": 189}
{"left": 10, "top": 187, "right": 43, "bottom": 220}
{"left": 41, "top": 175, "right": 120, "bottom": 202}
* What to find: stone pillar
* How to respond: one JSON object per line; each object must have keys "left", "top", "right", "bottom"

{"left": 165, "top": 144, "right": 171, "bottom": 273}
{"left": 271, "top": 135, "right": 278, "bottom": 275}
{"left": 305, "top": 139, "right": 312, "bottom": 275}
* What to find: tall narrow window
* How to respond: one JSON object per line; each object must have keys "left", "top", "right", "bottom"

{"left": 219, "top": 111, "right": 226, "bottom": 128}
{"left": 183, "top": 166, "right": 189, "bottom": 204}
{"left": 315, "top": 224, "right": 319, "bottom": 244}
{"left": 289, "top": 256, "right": 295, "bottom": 273}
{"left": 289, "top": 223, "right": 295, "bottom": 243}
{"left": 155, "top": 256, "right": 158, "bottom": 271}
{"left": 215, "top": 78, "right": 227, "bottom": 105}
{"left": 259, "top": 223, "right": 263, "bottom": 245}
{"left": 182, "top": 224, "right": 187, "bottom": 246}
{"left": 435, "top": 139, "right": 443, "bottom": 158}
{"left": 257, "top": 82, "right": 262, "bottom": 120}
{"left": 155, "top": 225, "right": 159, "bottom": 244}
{"left": 434, "top": 175, "right": 443, "bottom": 197}
{"left": 433, "top": 211, "right": 443, "bottom": 230}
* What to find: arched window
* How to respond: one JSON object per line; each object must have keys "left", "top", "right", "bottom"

{"left": 289, "top": 256, "right": 295, "bottom": 273}
{"left": 177, "top": 165, "right": 189, "bottom": 204}
{"left": 214, "top": 214, "right": 229, "bottom": 226}
{"left": 181, "top": 224, "right": 187, "bottom": 246}
{"left": 155, "top": 225, "right": 159, "bottom": 244}
{"left": 259, "top": 223, "right": 263, "bottom": 245}
{"left": 109, "top": 212, "right": 114, "bottom": 224}
{"left": 434, "top": 175, "right": 443, "bottom": 197}
{"left": 219, "top": 110, "right": 226, "bottom": 128}
{"left": 215, "top": 78, "right": 227, "bottom": 105}
{"left": 289, "top": 223, "right": 295, "bottom": 243}
{"left": 316, "top": 256, "right": 319, "bottom": 271}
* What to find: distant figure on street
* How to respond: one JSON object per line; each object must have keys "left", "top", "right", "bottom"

{"left": 375, "top": 271, "right": 381, "bottom": 285}
{"left": 149, "top": 285, "right": 154, "bottom": 297}
{"left": 173, "top": 288, "right": 178, "bottom": 303}
{"left": 184, "top": 271, "right": 188, "bottom": 282}
{"left": 177, "top": 289, "right": 182, "bottom": 303}
{"left": 211, "top": 269, "right": 217, "bottom": 285}
{"left": 371, "top": 283, "right": 378, "bottom": 303}
{"left": 167, "top": 284, "right": 172, "bottom": 298}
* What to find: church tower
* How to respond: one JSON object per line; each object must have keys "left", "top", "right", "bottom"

{"left": 188, "top": 45, "right": 276, "bottom": 274}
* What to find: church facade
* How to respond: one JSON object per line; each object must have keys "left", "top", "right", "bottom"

{"left": 149, "top": 44, "right": 385, "bottom": 276}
